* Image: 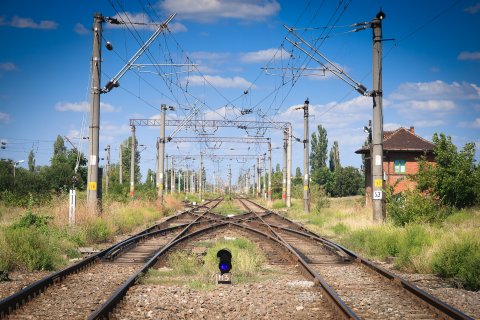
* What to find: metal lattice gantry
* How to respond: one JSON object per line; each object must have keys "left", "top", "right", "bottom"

{"left": 130, "top": 118, "right": 293, "bottom": 207}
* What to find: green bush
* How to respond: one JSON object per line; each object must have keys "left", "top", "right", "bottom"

{"left": 387, "top": 189, "right": 451, "bottom": 226}
{"left": 272, "top": 200, "right": 286, "bottom": 209}
{"left": 0, "top": 226, "right": 64, "bottom": 271}
{"left": 431, "top": 232, "right": 480, "bottom": 290}
{"left": 84, "top": 218, "right": 113, "bottom": 243}
{"left": 330, "top": 223, "right": 349, "bottom": 235}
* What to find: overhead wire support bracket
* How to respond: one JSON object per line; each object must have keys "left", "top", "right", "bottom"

{"left": 284, "top": 24, "right": 369, "bottom": 96}
{"left": 101, "top": 13, "right": 176, "bottom": 93}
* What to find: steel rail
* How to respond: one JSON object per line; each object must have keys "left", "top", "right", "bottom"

{"left": 87, "top": 202, "right": 225, "bottom": 320}
{"left": 0, "top": 199, "right": 218, "bottom": 318}
{"left": 235, "top": 198, "right": 358, "bottom": 319}
{"left": 237, "top": 198, "right": 474, "bottom": 320}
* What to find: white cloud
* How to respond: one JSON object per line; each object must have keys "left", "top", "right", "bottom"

{"left": 458, "top": 51, "right": 480, "bottom": 61}
{"left": 0, "top": 62, "right": 17, "bottom": 71}
{"left": 55, "top": 101, "right": 119, "bottom": 112}
{"left": 107, "top": 12, "right": 187, "bottom": 32}
{"left": 0, "top": 112, "right": 11, "bottom": 123}
{"left": 185, "top": 75, "right": 254, "bottom": 89}
{"left": 74, "top": 23, "right": 89, "bottom": 35}
{"left": 390, "top": 80, "right": 480, "bottom": 101}
{"left": 412, "top": 120, "right": 445, "bottom": 128}
{"left": 404, "top": 100, "right": 455, "bottom": 112}
{"left": 464, "top": 3, "right": 480, "bottom": 14}
{"left": 0, "top": 16, "right": 58, "bottom": 29}
{"left": 460, "top": 118, "right": 480, "bottom": 128}
{"left": 159, "top": 0, "right": 280, "bottom": 22}
{"left": 240, "top": 48, "right": 289, "bottom": 63}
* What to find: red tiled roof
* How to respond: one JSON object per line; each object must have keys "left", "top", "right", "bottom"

{"left": 355, "top": 127, "right": 435, "bottom": 154}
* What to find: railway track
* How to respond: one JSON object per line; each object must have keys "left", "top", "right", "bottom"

{"left": 235, "top": 198, "right": 474, "bottom": 320}
{"left": 0, "top": 197, "right": 474, "bottom": 319}
{"left": 0, "top": 198, "right": 223, "bottom": 319}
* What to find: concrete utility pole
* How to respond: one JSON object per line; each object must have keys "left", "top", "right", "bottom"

{"left": 257, "top": 157, "right": 261, "bottom": 197}
{"left": 157, "top": 104, "right": 167, "bottom": 204}
{"left": 228, "top": 165, "right": 232, "bottom": 197}
{"left": 119, "top": 144, "right": 123, "bottom": 184}
{"left": 105, "top": 145, "right": 110, "bottom": 195}
{"left": 287, "top": 125, "right": 292, "bottom": 208}
{"left": 282, "top": 129, "right": 288, "bottom": 204}
{"left": 268, "top": 140, "right": 272, "bottom": 204}
{"left": 297, "top": 99, "right": 310, "bottom": 212}
{"left": 262, "top": 154, "right": 267, "bottom": 200}
{"left": 130, "top": 125, "right": 136, "bottom": 201}
{"left": 371, "top": 11, "right": 386, "bottom": 222}
{"left": 87, "top": 13, "right": 103, "bottom": 211}
{"left": 165, "top": 154, "right": 169, "bottom": 194}
{"left": 170, "top": 156, "right": 174, "bottom": 194}
{"left": 199, "top": 153, "right": 203, "bottom": 201}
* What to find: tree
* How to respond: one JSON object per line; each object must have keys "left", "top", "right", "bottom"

{"left": 329, "top": 166, "right": 363, "bottom": 197}
{"left": 275, "top": 163, "right": 281, "bottom": 173}
{"left": 310, "top": 125, "right": 328, "bottom": 172}
{"left": 28, "top": 150, "right": 35, "bottom": 173}
{"left": 415, "top": 133, "right": 479, "bottom": 208}
{"left": 121, "top": 137, "right": 141, "bottom": 184}
{"left": 53, "top": 135, "right": 66, "bottom": 156}
{"left": 329, "top": 141, "right": 340, "bottom": 172}
{"left": 145, "top": 169, "right": 155, "bottom": 188}
{"left": 293, "top": 167, "right": 302, "bottom": 185}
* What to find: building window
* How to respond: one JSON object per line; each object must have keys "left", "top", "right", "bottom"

{"left": 394, "top": 160, "right": 406, "bottom": 174}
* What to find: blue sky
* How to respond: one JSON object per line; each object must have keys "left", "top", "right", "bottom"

{"left": 1, "top": 0, "right": 479, "bottom": 185}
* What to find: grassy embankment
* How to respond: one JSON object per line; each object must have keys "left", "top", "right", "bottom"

{"left": 274, "top": 196, "right": 480, "bottom": 291}
{"left": 0, "top": 194, "right": 183, "bottom": 273}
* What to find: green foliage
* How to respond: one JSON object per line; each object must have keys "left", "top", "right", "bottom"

{"left": 331, "top": 223, "right": 349, "bottom": 235}
{"left": 310, "top": 124, "right": 328, "bottom": 171}
{"left": 387, "top": 188, "right": 451, "bottom": 226}
{"left": 272, "top": 200, "right": 286, "bottom": 209}
{"left": 345, "top": 224, "right": 435, "bottom": 270}
{"left": 329, "top": 141, "right": 340, "bottom": 172}
{"left": 146, "top": 237, "right": 266, "bottom": 287}
{"left": 212, "top": 199, "right": 243, "bottom": 215}
{"left": 83, "top": 217, "right": 113, "bottom": 243}
{"left": 431, "top": 232, "right": 480, "bottom": 290}
{"left": 328, "top": 166, "right": 363, "bottom": 197}
{"left": 310, "top": 184, "right": 330, "bottom": 211}
{"left": 415, "top": 133, "right": 479, "bottom": 208}
{"left": 120, "top": 137, "right": 142, "bottom": 184}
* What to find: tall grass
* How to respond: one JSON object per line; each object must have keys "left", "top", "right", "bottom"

{"left": 143, "top": 237, "right": 267, "bottom": 288}
{"left": 0, "top": 193, "right": 178, "bottom": 274}
{"left": 283, "top": 196, "right": 480, "bottom": 290}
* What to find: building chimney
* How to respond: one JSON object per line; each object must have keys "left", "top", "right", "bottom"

{"left": 409, "top": 126, "right": 415, "bottom": 134}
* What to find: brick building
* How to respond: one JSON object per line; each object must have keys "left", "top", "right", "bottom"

{"left": 355, "top": 127, "right": 435, "bottom": 203}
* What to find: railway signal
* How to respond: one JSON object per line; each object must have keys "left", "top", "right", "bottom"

{"left": 216, "top": 249, "right": 232, "bottom": 284}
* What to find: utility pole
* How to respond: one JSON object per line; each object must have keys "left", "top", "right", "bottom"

{"left": 165, "top": 154, "right": 169, "bottom": 194}
{"left": 371, "top": 11, "right": 386, "bottom": 222}
{"left": 268, "top": 140, "right": 272, "bottom": 204}
{"left": 105, "top": 145, "right": 110, "bottom": 195}
{"left": 199, "top": 153, "right": 203, "bottom": 201}
{"left": 282, "top": 129, "right": 288, "bottom": 204}
{"left": 228, "top": 165, "right": 232, "bottom": 197}
{"left": 257, "top": 157, "right": 261, "bottom": 197}
{"left": 262, "top": 154, "right": 267, "bottom": 200}
{"left": 296, "top": 99, "right": 310, "bottom": 212}
{"left": 157, "top": 104, "right": 167, "bottom": 204}
{"left": 171, "top": 156, "right": 174, "bottom": 194}
{"left": 86, "top": 13, "right": 103, "bottom": 211}
{"left": 130, "top": 125, "right": 136, "bottom": 201}
{"left": 119, "top": 144, "right": 123, "bottom": 184}
{"left": 287, "top": 125, "right": 292, "bottom": 208}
